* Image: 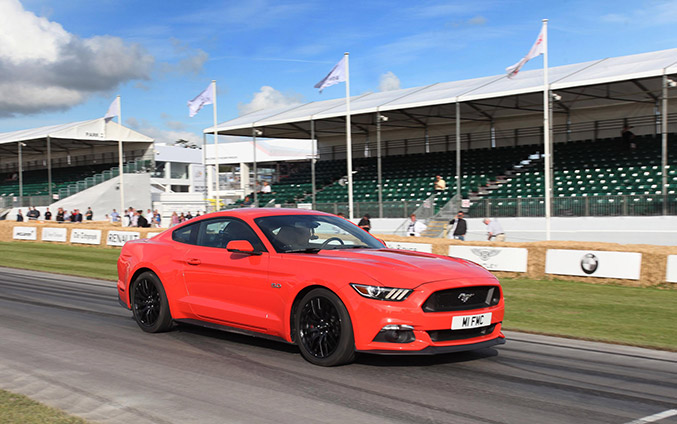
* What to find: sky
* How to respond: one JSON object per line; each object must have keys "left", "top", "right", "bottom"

{"left": 2, "top": 0, "right": 677, "bottom": 145}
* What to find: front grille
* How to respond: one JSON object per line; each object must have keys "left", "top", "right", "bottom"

{"left": 428, "top": 324, "right": 497, "bottom": 342}
{"left": 422, "top": 285, "right": 500, "bottom": 312}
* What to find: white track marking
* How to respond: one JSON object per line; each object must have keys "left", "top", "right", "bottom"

{"left": 625, "top": 409, "right": 677, "bottom": 424}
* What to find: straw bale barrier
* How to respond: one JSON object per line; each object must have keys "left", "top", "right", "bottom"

{"left": 1, "top": 221, "right": 675, "bottom": 286}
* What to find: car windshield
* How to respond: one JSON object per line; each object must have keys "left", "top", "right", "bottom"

{"left": 254, "top": 214, "right": 384, "bottom": 253}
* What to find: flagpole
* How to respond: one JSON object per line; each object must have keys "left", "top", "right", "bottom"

{"left": 542, "top": 19, "right": 552, "bottom": 241}
{"left": 212, "top": 80, "right": 220, "bottom": 211}
{"left": 344, "top": 52, "right": 354, "bottom": 220}
{"left": 117, "top": 95, "right": 125, "bottom": 224}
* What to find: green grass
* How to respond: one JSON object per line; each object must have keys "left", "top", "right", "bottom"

{"left": 0, "top": 389, "right": 89, "bottom": 423}
{"left": 501, "top": 278, "right": 677, "bottom": 351}
{"left": 0, "top": 241, "right": 119, "bottom": 280}
{"left": 0, "top": 241, "right": 675, "bottom": 351}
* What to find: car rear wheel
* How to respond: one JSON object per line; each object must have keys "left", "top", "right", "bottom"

{"left": 295, "top": 288, "right": 355, "bottom": 366}
{"left": 131, "top": 271, "right": 172, "bottom": 333}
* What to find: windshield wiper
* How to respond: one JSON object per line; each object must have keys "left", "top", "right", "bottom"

{"left": 283, "top": 248, "right": 321, "bottom": 254}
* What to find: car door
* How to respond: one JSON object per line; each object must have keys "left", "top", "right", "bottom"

{"left": 182, "top": 217, "right": 282, "bottom": 334}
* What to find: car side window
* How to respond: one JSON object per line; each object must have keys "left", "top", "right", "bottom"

{"left": 172, "top": 222, "right": 198, "bottom": 245}
{"left": 197, "top": 218, "right": 266, "bottom": 251}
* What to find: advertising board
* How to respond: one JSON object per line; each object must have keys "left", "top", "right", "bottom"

{"left": 385, "top": 241, "right": 433, "bottom": 253}
{"left": 448, "top": 246, "right": 528, "bottom": 272}
{"left": 13, "top": 226, "right": 37, "bottom": 241}
{"left": 107, "top": 231, "right": 140, "bottom": 246}
{"left": 545, "top": 249, "right": 642, "bottom": 280}
{"left": 41, "top": 227, "right": 67, "bottom": 242}
{"left": 70, "top": 229, "right": 102, "bottom": 245}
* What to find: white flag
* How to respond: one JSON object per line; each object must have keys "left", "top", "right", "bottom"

{"left": 188, "top": 83, "right": 214, "bottom": 117}
{"left": 506, "top": 23, "right": 546, "bottom": 78}
{"left": 314, "top": 56, "right": 346, "bottom": 92}
{"left": 104, "top": 97, "right": 120, "bottom": 120}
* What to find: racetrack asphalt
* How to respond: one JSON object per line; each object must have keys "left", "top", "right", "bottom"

{"left": 0, "top": 267, "right": 675, "bottom": 424}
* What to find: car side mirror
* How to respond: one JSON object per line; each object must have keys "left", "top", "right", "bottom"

{"left": 226, "top": 240, "right": 262, "bottom": 256}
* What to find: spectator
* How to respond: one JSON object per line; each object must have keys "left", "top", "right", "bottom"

{"left": 179, "top": 212, "right": 186, "bottom": 223}
{"left": 171, "top": 212, "right": 179, "bottom": 227}
{"left": 110, "top": 209, "right": 120, "bottom": 223}
{"left": 186, "top": 211, "right": 193, "bottom": 220}
{"left": 145, "top": 209, "right": 153, "bottom": 223}
{"left": 56, "top": 208, "right": 65, "bottom": 223}
{"left": 44, "top": 208, "right": 52, "bottom": 221}
{"left": 448, "top": 211, "right": 467, "bottom": 241}
{"left": 357, "top": 214, "right": 371, "bottom": 232}
{"left": 336, "top": 212, "right": 346, "bottom": 219}
{"left": 621, "top": 124, "right": 636, "bottom": 150}
{"left": 130, "top": 208, "right": 139, "bottom": 227}
{"left": 153, "top": 210, "right": 161, "bottom": 227}
{"left": 85, "top": 207, "right": 93, "bottom": 221}
{"left": 73, "top": 209, "right": 83, "bottom": 223}
{"left": 406, "top": 213, "right": 427, "bottom": 237}
{"left": 242, "top": 196, "right": 252, "bottom": 206}
{"left": 484, "top": 218, "right": 505, "bottom": 242}
{"left": 27, "top": 206, "right": 38, "bottom": 220}
{"left": 261, "top": 181, "right": 272, "bottom": 194}
{"left": 16, "top": 209, "right": 23, "bottom": 222}
{"left": 136, "top": 210, "right": 149, "bottom": 228}
{"left": 434, "top": 175, "right": 446, "bottom": 193}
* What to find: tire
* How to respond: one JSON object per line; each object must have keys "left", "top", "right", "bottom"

{"left": 294, "top": 288, "right": 355, "bottom": 366}
{"left": 130, "top": 271, "right": 173, "bottom": 333}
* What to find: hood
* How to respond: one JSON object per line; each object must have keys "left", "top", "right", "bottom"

{"left": 297, "top": 248, "right": 496, "bottom": 289}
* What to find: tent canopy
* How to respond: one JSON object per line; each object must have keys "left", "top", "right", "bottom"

{"left": 0, "top": 118, "right": 153, "bottom": 157}
{"left": 205, "top": 48, "right": 677, "bottom": 139}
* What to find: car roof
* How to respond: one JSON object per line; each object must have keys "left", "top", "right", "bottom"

{"left": 206, "top": 208, "right": 336, "bottom": 219}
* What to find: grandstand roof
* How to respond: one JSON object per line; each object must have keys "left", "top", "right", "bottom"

{"left": 205, "top": 48, "right": 677, "bottom": 139}
{"left": 0, "top": 118, "right": 153, "bottom": 145}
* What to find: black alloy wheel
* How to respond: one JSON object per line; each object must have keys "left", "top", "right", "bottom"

{"left": 131, "top": 271, "right": 173, "bottom": 333}
{"left": 295, "top": 288, "right": 355, "bottom": 366}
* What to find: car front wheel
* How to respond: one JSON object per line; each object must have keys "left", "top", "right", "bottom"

{"left": 295, "top": 288, "right": 355, "bottom": 366}
{"left": 131, "top": 271, "right": 173, "bottom": 333}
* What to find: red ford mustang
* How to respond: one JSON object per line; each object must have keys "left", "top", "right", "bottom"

{"left": 117, "top": 208, "right": 505, "bottom": 366}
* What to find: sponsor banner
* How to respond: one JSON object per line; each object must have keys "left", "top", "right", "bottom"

{"left": 667, "top": 255, "right": 677, "bottom": 283}
{"left": 41, "top": 227, "right": 67, "bottom": 242}
{"left": 13, "top": 226, "right": 37, "bottom": 241}
{"left": 448, "top": 246, "right": 528, "bottom": 272}
{"left": 107, "top": 231, "right": 140, "bottom": 246}
{"left": 545, "top": 249, "right": 642, "bottom": 280}
{"left": 385, "top": 241, "right": 433, "bottom": 253}
{"left": 146, "top": 232, "right": 161, "bottom": 238}
{"left": 70, "top": 229, "right": 102, "bottom": 245}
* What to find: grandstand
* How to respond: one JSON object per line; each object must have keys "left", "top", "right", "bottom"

{"left": 209, "top": 48, "right": 677, "bottom": 230}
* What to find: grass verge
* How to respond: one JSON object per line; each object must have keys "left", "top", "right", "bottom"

{"left": 0, "top": 389, "right": 88, "bottom": 423}
{"left": 0, "top": 241, "right": 675, "bottom": 351}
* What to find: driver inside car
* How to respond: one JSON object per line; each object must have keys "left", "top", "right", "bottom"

{"left": 276, "top": 225, "right": 312, "bottom": 250}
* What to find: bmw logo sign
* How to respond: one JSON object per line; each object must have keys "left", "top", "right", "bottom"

{"left": 580, "top": 253, "right": 599, "bottom": 275}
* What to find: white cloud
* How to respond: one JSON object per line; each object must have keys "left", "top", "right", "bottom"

{"left": 379, "top": 71, "right": 401, "bottom": 92}
{"left": 158, "top": 38, "right": 209, "bottom": 76}
{"left": 237, "top": 86, "right": 303, "bottom": 116}
{"left": 126, "top": 117, "right": 200, "bottom": 145}
{"left": 0, "top": 0, "right": 154, "bottom": 116}
{"left": 601, "top": 0, "right": 677, "bottom": 26}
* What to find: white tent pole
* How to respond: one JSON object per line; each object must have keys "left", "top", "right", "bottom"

{"left": 117, "top": 95, "right": 124, "bottom": 221}
{"left": 47, "top": 136, "right": 52, "bottom": 201}
{"left": 252, "top": 126, "right": 258, "bottom": 207}
{"left": 662, "top": 74, "right": 669, "bottom": 214}
{"left": 456, "top": 100, "right": 461, "bottom": 198}
{"left": 212, "top": 80, "right": 220, "bottom": 211}
{"left": 311, "top": 119, "right": 316, "bottom": 209}
{"left": 345, "top": 52, "right": 354, "bottom": 220}
{"left": 542, "top": 19, "right": 552, "bottom": 240}
{"left": 202, "top": 132, "right": 208, "bottom": 212}
{"left": 18, "top": 141, "right": 23, "bottom": 207}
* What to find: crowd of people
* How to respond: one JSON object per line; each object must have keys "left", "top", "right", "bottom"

{"left": 16, "top": 206, "right": 94, "bottom": 223}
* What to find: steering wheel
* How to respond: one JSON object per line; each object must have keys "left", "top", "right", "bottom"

{"left": 320, "top": 237, "right": 345, "bottom": 249}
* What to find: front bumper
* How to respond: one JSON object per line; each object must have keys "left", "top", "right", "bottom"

{"left": 339, "top": 279, "right": 505, "bottom": 353}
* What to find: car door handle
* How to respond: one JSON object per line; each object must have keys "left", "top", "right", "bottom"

{"left": 187, "top": 258, "right": 201, "bottom": 266}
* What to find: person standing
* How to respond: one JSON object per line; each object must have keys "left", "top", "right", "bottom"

{"left": 357, "top": 214, "right": 371, "bottom": 232}
{"left": 44, "top": 208, "right": 52, "bottom": 221}
{"left": 56, "top": 208, "right": 65, "bottom": 223}
{"left": 85, "top": 207, "right": 93, "bottom": 221}
{"left": 136, "top": 210, "right": 149, "bottom": 228}
{"left": 73, "top": 209, "right": 83, "bottom": 223}
{"left": 170, "top": 211, "right": 179, "bottom": 227}
{"left": 434, "top": 175, "right": 446, "bottom": 193}
{"left": 483, "top": 218, "right": 505, "bottom": 242}
{"left": 16, "top": 209, "right": 23, "bottom": 222}
{"left": 448, "top": 211, "right": 467, "bottom": 241}
{"left": 110, "top": 209, "right": 120, "bottom": 223}
{"left": 406, "top": 213, "right": 427, "bottom": 237}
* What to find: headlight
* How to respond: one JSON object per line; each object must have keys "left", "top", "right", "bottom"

{"left": 350, "top": 284, "right": 412, "bottom": 301}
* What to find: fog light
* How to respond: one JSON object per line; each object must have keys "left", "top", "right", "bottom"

{"left": 373, "top": 324, "right": 415, "bottom": 343}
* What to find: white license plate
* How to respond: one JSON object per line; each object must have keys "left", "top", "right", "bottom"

{"left": 451, "top": 312, "right": 492, "bottom": 330}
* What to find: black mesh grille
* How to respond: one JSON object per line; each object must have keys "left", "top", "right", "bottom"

{"left": 428, "top": 324, "right": 497, "bottom": 342}
{"left": 422, "top": 286, "right": 500, "bottom": 312}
